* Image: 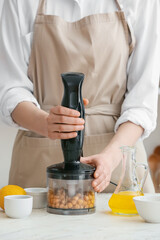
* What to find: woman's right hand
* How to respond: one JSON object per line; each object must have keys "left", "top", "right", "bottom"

{"left": 47, "top": 106, "right": 85, "bottom": 140}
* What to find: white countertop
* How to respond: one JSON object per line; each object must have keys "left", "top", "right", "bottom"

{"left": 0, "top": 193, "right": 160, "bottom": 240}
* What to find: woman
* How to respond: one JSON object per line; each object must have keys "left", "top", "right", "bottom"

{"left": 0, "top": 0, "right": 159, "bottom": 192}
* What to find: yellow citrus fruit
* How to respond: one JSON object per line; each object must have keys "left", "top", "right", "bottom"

{"left": 0, "top": 185, "right": 26, "bottom": 210}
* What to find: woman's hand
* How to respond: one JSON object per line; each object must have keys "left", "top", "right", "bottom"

{"left": 11, "top": 99, "right": 88, "bottom": 138}
{"left": 47, "top": 98, "right": 89, "bottom": 140}
{"left": 81, "top": 121, "right": 144, "bottom": 193}
{"left": 81, "top": 146, "right": 122, "bottom": 192}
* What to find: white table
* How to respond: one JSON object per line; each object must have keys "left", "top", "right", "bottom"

{"left": 0, "top": 194, "right": 160, "bottom": 240}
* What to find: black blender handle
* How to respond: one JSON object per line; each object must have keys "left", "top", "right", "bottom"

{"left": 61, "top": 72, "right": 85, "bottom": 165}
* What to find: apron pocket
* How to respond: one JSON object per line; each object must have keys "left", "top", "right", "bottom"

{"left": 17, "top": 132, "right": 114, "bottom": 187}
{"left": 16, "top": 133, "right": 63, "bottom": 188}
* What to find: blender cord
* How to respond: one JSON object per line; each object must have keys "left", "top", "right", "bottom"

{"left": 110, "top": 181, "right": 117, "bottom": 187}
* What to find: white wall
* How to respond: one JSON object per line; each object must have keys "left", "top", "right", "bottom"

{"left": 0, "top": 124, "right": 17, "bottom": 189}
{"left": 0, "top": 0, "right": 17, "bottom": 188}
{"left": 0, "top": 0, "right": 17, "bottom": 189}
{"left": 144, "top": 96, "right": 160, "bottom": 157}
{"left": 0, "top": 0, "right": 160, "bottom": 189}
{"left": 0, "top": 0, "right": 3, "bottom": 16}
{"left": 0, "top": 0, "right": 3, "bottom": 11}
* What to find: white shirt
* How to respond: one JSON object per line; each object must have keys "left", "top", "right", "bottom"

{"left": 0, "top": 0, "right": 160, "bottom": 139}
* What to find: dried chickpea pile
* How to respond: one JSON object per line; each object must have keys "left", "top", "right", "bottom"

{"left": 48, "top": 188, "right": 95, "bottom": 209}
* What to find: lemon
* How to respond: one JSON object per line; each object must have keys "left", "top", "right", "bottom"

{"left": 0, "top": 185, "right": 26, "bottom": 210}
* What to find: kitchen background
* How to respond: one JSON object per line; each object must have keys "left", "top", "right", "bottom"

{"left": 0, "top": 0, "right": 160, "bottom": 189}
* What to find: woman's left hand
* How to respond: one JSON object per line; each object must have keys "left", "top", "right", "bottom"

{"left": 81, "top": 147, "right": 122, "bottom": 192}
{"left": 81, "top": 122, "right": 144, "bottom": 192}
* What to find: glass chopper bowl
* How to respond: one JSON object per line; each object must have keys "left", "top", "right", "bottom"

{"left": 47, "top": 165, "right": 95, "bottom": 215}
{"left": 46, "top": 72, "right": 95, "bottom": 215}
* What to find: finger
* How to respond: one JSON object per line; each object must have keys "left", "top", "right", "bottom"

{"left": 92, "top": 172, "right": 105, "bottom": 188}
{"left": 48, "top": 131, "right": 77, "bottom": 140}
{"left": 94, "top": 179, "right": 110, "bottom": 193}
{"left": 80, "top": 156, "right": 97, "bottom": 166}
{"left": 48, "top": 124, "right": 84, "bottom": 133}
{"left": 83, "top": 98, "right": 89, "bottom": 106}
{"left": 93, "top": 164, "right": 104, "bottom": 179}
{"left": 48, "top": 115, "right": 84, "bottom": 125}
{"left": 50, "top": 106, "right": 80, "bottom": 117}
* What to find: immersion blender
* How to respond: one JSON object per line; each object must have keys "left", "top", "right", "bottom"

{"left": 47, "top": 72, "right": 96, "bottom": 215}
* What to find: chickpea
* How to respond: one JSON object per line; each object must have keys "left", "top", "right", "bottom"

{"left": 61, "top": 200, "right": 66, "bottom": 205}
{"left": 76, "top": 193, "right": 82, "bottom": 198}
{"left": 88, "top": 200, "right": 92, "bottom": 205}
{"left": 89, "top": 191, "right": 94, "bottom": 196}
{"left": 89, "top": 204, "right": 93, "bottom": 208}
{"left": 49, "top": 190, "right": 53, "bottom": 195}
{"left": 55, "top": 199, "right": 60, "bottom": 204}
{"left": 67, "top": 203, "right": 73, "bottom": 209}
{"left": 89, "top": 195, "right": 93, "bottom": 200}
{"left": 54, "top": 195, "right": 60, "bottom": 200}
{"left": 73, "top": 196, "right": 79, "bottom": 202}
{"left": 91, "top": 199, "right": 94, "bottom": 205}
{"left": 48, "top": 188, "right": 95, "bottom": 210}
{"left": 50, "top": 193, "right": 54, "bottom": 198}
{"left": 59, "top": 204, "right": 65, "bottom": 209}
{"left": 72, "top": 200, "right": 77, "bottom": 206}
{"left": 60, "top": 196, "right": 65, "bottom": 202}
{"left": 84, "top": 195, "right": 89, "bottom": 201}
{"left": 75, "top": 204, "right": 80, "bottom": 209}
{"left": 78, "top": 199, "right": 83, "bottom": 205}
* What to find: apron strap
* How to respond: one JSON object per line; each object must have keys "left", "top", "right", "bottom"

{"left": 115, "top": 0, "right": 122, "bottom": 11}
{"left": 127, "top": 18, "right": 136, "bottom": 55}
{"left": 115, "top": 0, "right": 136, "bottom": 54}
{"left": 41, "top": 104, "right": 121, "bottom": 117}
{"left": 36, "top": 0, "right": 135, "bottom": 54}
{"left": 37, "top": 0, "right": 46, "bottom": 15}
{"left": 85, "top": 104, "right": 121, "bottom": 116}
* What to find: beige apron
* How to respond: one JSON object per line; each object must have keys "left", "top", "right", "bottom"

{"left": 9, "top": 0, "right": 154, "bottom": 193}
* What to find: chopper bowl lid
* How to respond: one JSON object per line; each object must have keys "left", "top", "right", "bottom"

{"left": 47, "top": 162, "right": 95, "bottom": 180}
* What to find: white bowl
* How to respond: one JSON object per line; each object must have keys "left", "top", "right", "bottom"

{"left": 4, "top": 195, "right": 33, "bottom": 219}
{"left": 24, "top": 188, "right": 47, "bottom": 209}
{"left": 133, "top": 194, "right": 160, "bottom": 223}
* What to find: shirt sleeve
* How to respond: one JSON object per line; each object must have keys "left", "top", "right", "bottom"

{"left": 0, "top": 0, "right": 40, "bottom": 128}
{"left": 115, "top": 0, "right": 160, "bottom": 140}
